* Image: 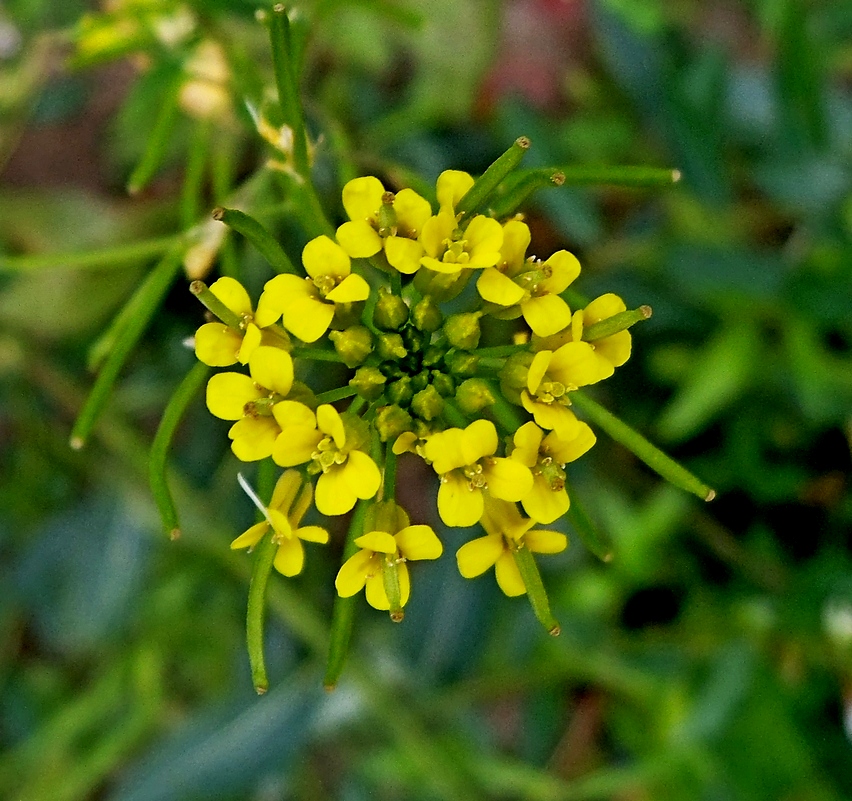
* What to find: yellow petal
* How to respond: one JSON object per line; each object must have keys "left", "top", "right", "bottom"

{"left": 254, "top": 288, "right": 284, "bottom": 328}
{"left": 393, "top": 189, "right": 432, "bottom": 233}
{"left": 206, "top": 373, "right": 261, "bottom": 420}
{"left": 336, "top": 220, "right": 381, "bottom": 258}
{"left": 483, "top": 458, "right": 533, "bottom": 502}
{"left": 260, "top": 274, "right": 312, "bottom": 318}
{"left": 436, "top": 170, "right": 474, "bottom": 211}
{"left": 512, "top": 422, "right": 544, "bottom": 468}
{"left": 316, "top": 404, "right": 345, "bottom": 448}
{"left": 282, "top": 295, "right": 335, "bottom": 343}
{"left": 249, "top": 346, "right": 293, "bottom": 397}
{"left": 272, "top": 425, "right": 322, "bottom": 467}
{"left": 524, "top": 529, "right": 568, "bottom": 554}
{"left": 593, "top": 331, "right": 632, "bottom": 368}
{"left": 521, "top": 393, "right": 581, "bottom": 441}
{"left": 229, "top": 416, "right": 280, "bottom": 461}
{"left": 420, "top": 212, "right": 456, "bottom": 258}
{"left": 384, "top": 236, "right": 423, "bottom": 274}
{"left": 272, "top": 400, "right": 317, "bottom": 431}
{"left": 325, "top": 273, "right": 370, "bottom": 303}
{"left": 584, "top": 292, "right": 626, "bottom": 323}
{"left": 296, "top": 525, "right": 329, "bottom": 544}
{"left": 495, "top": 551, "right": 526, "bottom": 596}
{"left": 365, "top": 561, "right": 411, "bottom": 610}
{"left": 302, "top": 235, "right": 350, "bottom": 280}
{"left": 267, "top": 508, "right": 293, "bottom": 540}
{"left": 437, "top": 473, "right": 483, "bottom": 527}
{"left": 500, "top": 220, "right": 531, "bottom": 269}
{"left": 356, "top": 530, "right": 397, "bottom": 554}
{"left": 540, "top": 250, "right": 581, "bottom": 294}
{"left": 456, "top": 533, "right": 503, "bottom": 578}
{"left": 335, "top": 549, "right": 375, "bottom": 597}
{"left": 395, "top": 525, "right": 443, "bottom": 561}
{"left": 230, "top": 521, "right": 268, "bottom": 550}
{"left": 481, "top": 497, "right": 532, "bottom": 541}
{"left": 269, "top": 469, "right": 301, "bottom": 512}
{"left": 549, "top": 341, "right": 611, "bottom": 386}
{"left": 461, "top": 419, "right": 498, "bottom": 464}
{"left": 341, "top": 450, "right": 382, "bottom": 501}
{"left": 476, "top": 268, "right": 525, "bottom": 306}
{"left": 527, "top": 350, "right": 552, "bottom": 395}
{"left": 465, "top": 216, "right": 503, "bottom": 267}
{"left": 195, "top": 322, "right": 241, "bottom": 367}
{"left": 420, "top": 256, "right": 463, "bottom": 274}
{"left": 342, "top": 176, "right": 384, "bottom": 221}
{"left": 289, "top": 482, "right": 313, "bottom": 525}
{"left": 544, "top": 422, "right": 596, "bottom": 464}
{"left": 522, "top": 294, "right": 572, "bottom": 338}
{"left": 237, "top": 322, "right": 262, "bottom": 365}
{"left": 315, "top": 465, "right": 357, "bottom": 516}
{"left": 521, "top": 476, "right": 570, "bottom": 525}
{"left": 423, "top": 428, "right": 465, "bottom": 474}
{"left": 209, "top": 276, "right": 252, "bottom": 316}
{"left": 273, "top": 536, "right": 305, "bottom": 576}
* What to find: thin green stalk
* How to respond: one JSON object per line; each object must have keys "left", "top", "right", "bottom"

{"left": 488, "top": 170, "right": 565, "bottom": 219}
{"left": 456, "top": 136, "right": 531, "bottom": 224}
{"left": 70, "top": 245, "right": 186, "bottom": 450}
{"left": 536, "top": 165, "right": 680, "bottom": 188}
{"left": 314, "top": 385, "right": 358, "bottom": 404}
{"left": 570, "top": 390, "right": 716, "bottom": 501}
{"left": 485, "top": 383, "right": 526, "bottom": 432}
{"left": 441, "top": 398, "right": 471, "bottom": 429}
{"left": 0, "top": 235, "right": 180, "bottom": 274}
{"left": 292, "top": 346, "right": 346, "bottom": 363}
{"left": 324, "top": 498, "right": 370, "bottom": 689}
{"left": 563, "top": 477, "right": 613, "bottom": 562}
{"left": 149, "top": 362, "right": 211, "bottom": 538}
{"left": 472, "top": 344, "right": 528, "bottom": 358}
{"left": 512, "top": 546, "right": 560, "bottom": 635}
{"left": 180, "top": 119, "right": 211, "bottom": 229}
{"left": 583, "top": 306, "right": 652, "bottom": 341}
{"left": 383, "top": 441, "right": 397, "bottom": 501}
{"left": 213, "top": 207, "right": 297, "bottom": 274}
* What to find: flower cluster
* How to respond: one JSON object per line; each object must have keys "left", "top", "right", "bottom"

{"left": 193, "top": 168, "right": 639, "bottom": 625}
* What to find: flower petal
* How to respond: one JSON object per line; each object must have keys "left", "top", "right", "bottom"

{"left": 395, "top": 525, "right": 443, "bottom": 561}
{"left": 325, "top": 273, "right": 370, "bottom": 303}
{"left": 549, "top": 341, "right": 611, "bottom": 387}
{"left": 272, "top": 424, "right": 322, "bottom": 467}
{"left": 593, "top": 331, "right": 632, "bottom": 369}
{"left": 456, "top": 533, "right": 503, "bottom": 578}
{"left": 229, "top": 416, "right": 280, "bottom": 461}
{"left": 465, "top": 216, "right": 503, "bottom": 267}
{"left": 522, "top": 294, "right": 572, "bottom": 338}
{"left": 540, "top": 250, "right": 581, "bottom": 294}
{"left": 495, "top": 551, "right": 526, "bottom": 596}
{"left": 273, "top": 536, "right": 305, "bottom": 576}
{"left": 296, "top": 525, "right": 329, "bottom": 544}
{"left": 237, "top": 322, "right": 262, "bottom": 364}
{"left": 209, "top": 276, "right": 252, "bottom": 316}
{"left": 437, "top": 473, "right": 483, "bottom": 527}
{"left": 393, "top": 189, "right": 432, "bottom": 234}
{"left": 521, "top": 393, "right": 581, "bottom": 441}
{"left": 316, "top": 404, "right": 346, "bottom": 448}
{"left": 423, "top": 428, "right": 466, "bottom": 474}
{"left": 249, "top": 346, "right": 293, "bottom": 397}
{"left": 521, "top": 476, "right": 570, "bottom": 524}
{"left": 384, "top": 236, "right": 423, "bottom": 274}
{"left": 341, "top": 450, "right": 382, "bottom": 501}
{"left": 231, "top": 521, "right": 268, "bottom": 550}
{"left": 342, "top": 176, "right": 384, "bottom": 221}
{"left": 511, "top": 422, "right": 544, "bottom": 468}
{"left": 436, "top": 170, "right": 474, "bottom": 211}
{"left": 272, "top": 400, "right": 317, "bottom": 431}
{"left": 206, "top": 372, "right": 262, "bottom": 420}
{"left": 259, "top": 274, "right": 312, "bottom": 320}
{"left": 315, "top": 466, "right": 357, "bottom": 516}
{"left": 356, "top": 530, "right": 397, "bottom": 554}
{"left": 335, "top": 549, "right": 375, "bottom": 597}
{"left": 461, "top": 419, "right": 498, "bottom": 464}
{"left": 269, "top": 469, "right": 301, "bottom": 511}
{"left": 476, "top": 268, "right": 525, "bottom": 306}
{"left": 336, "top": 220, "right": 381, "bottom": 258}
{"left": 302, "top": 235, "right": 351, "bottom": 280}
{"left": 500, "top": 220, "right": 531, "bottom": 269}
{"left": 524, "top": 529, "right": 568, "bottom": 554}
{"left": 420, "top": 212, "right": 456, "bottom": 258}
{"left": 544, "top": 422, "right": 596, "bottom": 464}
{"left": 196, "top": 322, "right": 243, "bottom": 367}
{"left": 483, "top": 457, "right": 533, "bottom": 502}
{"left": 527, "top": 350, "right": 551, "bottom": 395}
{"left": 282, "top": 295, "right": 335, "bottom": 343}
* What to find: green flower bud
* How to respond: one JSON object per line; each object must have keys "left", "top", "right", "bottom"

{"left": 445, "top": 350, "right": 478, "bottom": 377}
{"left": 431, "top": 370, "right": 455, "bottom": 398}
{"left": 455, "top": 378, "right": 496, "bottom": 414}
{"left": 374, "top": 404, "right": 414, "bottom": 442}
{"left": 411, "top": 369, "right": 430, "bottom": 392}
{"left": 411, "top": 296, "right": 443, "bottom": 332}
{"left": 411, "top": 384, "right": 444, "bottom": 421}
{"left": 377, "top": 332, "right": 407, "bottom": 361}
{"left": 350, "top": 366, "right": 386, "bottom": 400}
{"left": 421, "top": 345, "right": 445, "bottom": 368}
{"left": 498, "top": 351, "right": 534, "bottom": 405}
{"left": 413, "top": 268, "right": 470, "bottom": 302}
{"left": 444, "top": 312, "right": 481, "bottom": 350}
{"left": 340, "top": 411, "right": 372, "bottom": 453}
{"left": 328, "top": 325, "right": 373, "bottom": 367}
{"left": 387, "top": 375, "right": 414, "bottom": 406}
{"left": 401, "top": 325, "right": 426, "bottom": 354}
{"left": 374, "top": 286, "right": 410, "bottom": 331}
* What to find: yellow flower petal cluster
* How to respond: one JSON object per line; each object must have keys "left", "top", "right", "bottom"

{"left": 231, "top": 470, "right": 328, "bottom": 576}
{"left": 456, "top": 497, "right": 567, "bottom": 596}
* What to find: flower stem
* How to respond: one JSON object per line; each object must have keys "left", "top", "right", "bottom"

{"left": 383, "top": 441, "right": 397, "bottom": 500}
{"left": 314, "top": 385, "right": 358, "bottom": 404}
{"left": 512, "top": 546, "right": 560, "bottom": 636}
{"left": 324, "top": 498, "right": 370, "bottom": 689}
{"left": 149, "top": 362, "right": 211, "bottom": 539}
{"left": 291, "top": 346, "right": 346, "bottom": 363}
{"left": 212, "top": 207, "right": 297, "bottom": 274}
{"left": 246, "top": 459, "right": 278, "bottom": 694}
{"left": 456, "top": 136, "right": 531, "bottom": 224}
{"left": 563, "top": 477, "right": 613, "bottom": 562}
{"left": 181, "top": 119, "right": 212, "bottom": 228}
{"left": 570, "top": 390, "right": 716, "bottom": 502}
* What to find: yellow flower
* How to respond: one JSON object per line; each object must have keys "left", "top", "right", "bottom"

{"left": 423, "top": 419, "right": 533, "bottom": 527}
{"left": 335, "top": 506, "right": 442, "bottom": 612}
{"left": 195, "top": 277, "right": 287, "bottom": 366}
{"left": 231, "top": 470, "right": 328, "bottom": 576}
{"left": 534, "top": 293, "right": 632, "bottom": 373}
{"left": 205, "top": 346, "right": 294, "bottom": 461}
{"left": 419, "top": 212, "right": 503, "bottom": 274}
{"left": 335, "top": 176, "right": 432, "bottom": 274}
{"left": 521, "top": 341, "right": 609, "bottom": 439}
{"left": 476, "top": 220, "right": 581, "bottom": 337}
{"left": 272, "top": 403, "right": 381, "bottom": 516}
{"left": 456, "top": 497, "right": 567, "bottom": 596}
{"left": 257, "top": 236, "right": 370, "bottom": 342}
{"left": 510, "top": 421, "right": 595, "bottom": 523}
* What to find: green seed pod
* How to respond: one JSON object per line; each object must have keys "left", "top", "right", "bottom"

{"left": 455, "top": 378, "right": 496, "bottom": 414}
{"left": 411, "top": 296, "right": 443, "bottom": 332}
{"left": 411, "top": 384, "right": 444, "bottom": 421}
{"left": 376, "top": 332, "right": 407, "bottom": 361}
{"left": 350, "top": 366, "right": 386, "bottom": 400}
{"left": 431, "top": 371, "right": 455, "bottom": 398}
{"left": 444, "top": 312, "right": 481, "bottom": 350}
{"left": 374, "top": 286, "right": 410, "bottom": 331}
{"left": 328, "top": 325, "right": 373, "bottom": 367}
{"left": 374, "top": 404, "right": 414, "bottom": 442}
{"left": 387, "top": 375, "right": 414, "bottom": 406}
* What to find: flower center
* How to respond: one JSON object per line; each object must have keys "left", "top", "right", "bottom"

{"left": 311, "top": 436, "right": 348, "bottom": 473}
{"left": 312, "top": 274, "right": 339, "bottom": 298}
{"left": 441, "top": 237, "right": 470, "bottom": 265}
{"left": 462, "top": 462, "right": 487, "bottom": 490}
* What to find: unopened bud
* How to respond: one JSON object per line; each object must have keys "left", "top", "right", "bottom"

{"left": 411, "top": 296, "right": 443, "bottom": 332}
{"left": 498, "top": 351, "right": 534, "bottom": 405}
{"left": 431, "top": 371, "right": 455, "bottom": 398}
{"left": 387, "top": 375, "right": 414, "bottom": 406}
{"left": 377, "top": 332, "right": 407, "bottom": 361}
{"left": 411, "top": 369, "right": 430, "bottom": 392}
{"left": 401, "top": 325, "right": 426, "bottom": 353}
{"left": 374, "top": 405, "right": 414, "bottom": 442}
{"left": 329, "top": 325, "right": 373, "bottom": 367}
{"left": 350, "top": 366, "right": 386, "bottom": 400}
{"left": 455, "top": 378, "right": 496, "bottom": 414}
{"left": 411, "top": 384, "right": 444, "bottom": 421}
{"left": 445, "top": 350, "right": 478, "bottom": 377}
{"left": 444, "top": 312, "right": 481, "bottom": 350}
{"left": 413, "top": 267, "right": 470, "bottom": 302}
{"left": 374, "top": 287, "right": 409, "bottom": 331}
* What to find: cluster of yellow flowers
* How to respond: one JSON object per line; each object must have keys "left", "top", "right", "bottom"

{"left": 194, "top": 169, "right": 634, "bottom": 618}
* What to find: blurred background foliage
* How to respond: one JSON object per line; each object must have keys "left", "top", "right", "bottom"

{"left": 1, "top": 0, "right": 851, "bottom": 798}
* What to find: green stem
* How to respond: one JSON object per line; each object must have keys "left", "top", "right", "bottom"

{"left": 563, "top": 477, "right": 613, "bottom": 562}
{"left": 149, "top": 362, "right": 211, "bottom": 538}
{"left": 512, "top": 546, "right": 560, "bottom": 635}
{"left": 570, "top": 390, "right": 716, "bottom": 501}
{"left": 0, "top": 235, "right": 181, "bottom": 274}
{"left": 180, "top": 119, "right": 211, "bottom": 228}
{"left": 583, "top": 306, "right": 652, "bottom": 341}
{"left": 189, "top": 279, "right": 243, "bottom": 328}
{"left": 70, "top": 245, "right": 186, "bottom": 450}
{"left": 472, "top": 344, "right": 528, "bottom": 358}
{"left": 456, "top": 136, "right": 531, "bottom": 224}
{"left": 324, "top": 498, "right": 370, "bottom": 690}
{"left": 485, "top": 383, "right": 526, "bottom": 432}
{"left": 246, "top": 458, "right": 278, "bottom": 694}
{"left": 383, "top": 441, "right": 397, "bottom": 501}
{"left": 212, "top": 207, "right": 297, "bottom": 274}
{"left": 314, "top": 385, "right": 358, "bottom": 404}
{"left": 292, "top": 346, "right": 346, "bottom": 363}
{"left": 441, "top": 398, "right": 471, "bottom": 429}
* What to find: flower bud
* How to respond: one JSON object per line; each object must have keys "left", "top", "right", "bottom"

{"left": 430, "top": 371, "right": 455, "bottom": 398}
{"left": 411, "top": 384, "right": 444, "bottom": 421}
{"left": 444, "top": 312, "right": 481, "bottom": 350}
{"left": 411, "top": 296, "right": 443, "bottom": 332}
{"left": 445, "top": 350, "right": 479, "bottom": 377}
{"left": 374, "top": 405, "right": 414, "bottom": 442}
{"left": 329, "top": 325, "right": 373, "bottom": 367}
{"left": 387, "top": 375, "right": 414, "bottom": 406}
{"left": 411, "top": 369, "right": 430, "bottom": 392}
{"left": 421, "top": 345, "right": 445, "bottom": 368}
{"left": 413, "top": 268, "right": 470, "bottom": 302}
{"left": 401, "top": 325, "right": 426, "bottom": 354}
{"left": 350, "top": 366, "right": 386, "bottom": 400}
{"left": 498, "top": 351, "right": 534, "bottom": 405}
{"left": 455, "top": 378, "right": 496, "bottom": 414}
{"left": 374, "top": 287, "right": 409, "bottom": 331}
{"left": 376, "top": 332, "right": 407, "bottom": 361}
